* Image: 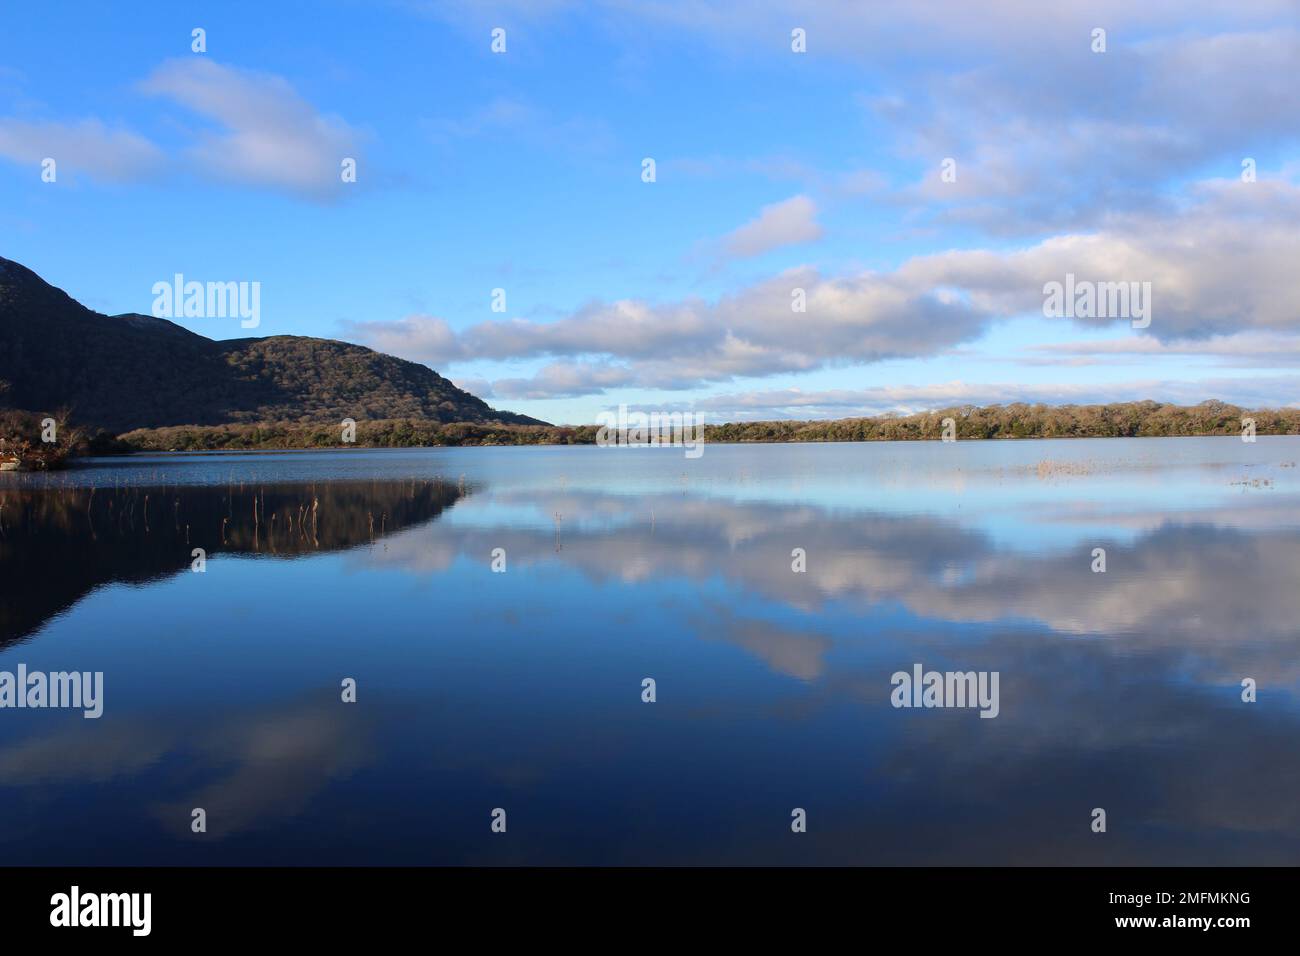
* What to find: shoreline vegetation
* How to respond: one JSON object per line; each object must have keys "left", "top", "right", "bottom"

{"left": 2, "top": 401, "right": 1297, "bottom": 466}
{"left": 0, "top": 409, "right": 85, "bottom": 470}
{"left": 98, "top": 400, "right": 1300, "bottom": 454}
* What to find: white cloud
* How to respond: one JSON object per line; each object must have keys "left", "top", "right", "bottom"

{"left": 1023, "top": 332, "right": 1300, "bottom": 368}
{"left": 581, "top": 0, "right": 1292, "bottom": 60}
{"left": 693, "top": 376, "right": 1300, "bottom": 421}
{"left": 721, "top": 194, "right": 822, "bottom": 259}
{"left": 896, "top": 178, "right": 1300, "bottom": 338}
{"left": 0, "top": 118, "right": 162, "bottom": 182}
{"left": 348, "top": 177, "right": 1300, "bottom": 398}
{"left": 882, "top": 28, "right": 1300, "bottom": 235}
{"left": 140, "top": 58, "right": 364, "bottom": 197}
{"left": 424, "top": 97, "right": 615, "bottom": 154}
{"left": 343, "top": 313, "right": 465, "bottom": 366}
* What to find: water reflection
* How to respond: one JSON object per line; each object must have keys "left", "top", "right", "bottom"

{"left": 0, "top": 478, "right": 465, "bottom": 646}
{"left": 0, "top": 443, "right": 1297, "bottom": 864}
{"left": 370, "top": 488, "right": 1300, "bottom": 684}
{"left": 0, "top": 693, "right": 372, "bottom": 840}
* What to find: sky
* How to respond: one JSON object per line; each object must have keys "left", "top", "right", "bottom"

{"left": 1, "top": 0, "right": 1298, "bottom": 425}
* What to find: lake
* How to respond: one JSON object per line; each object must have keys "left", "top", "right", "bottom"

{"left": 1, "top": 437, "right": 1297, "bottom": 864}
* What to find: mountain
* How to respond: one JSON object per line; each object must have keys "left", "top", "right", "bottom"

{"left": 0, "top": 256, "right": 545, "bottom": 432}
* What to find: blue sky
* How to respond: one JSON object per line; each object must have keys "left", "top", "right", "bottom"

{"left": 2, "top": 0, "right": 1299, "bottom": 424}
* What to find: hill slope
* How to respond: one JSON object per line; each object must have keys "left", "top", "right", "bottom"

{"left": 0, "top": 256, "right": 544, "bottom": 432}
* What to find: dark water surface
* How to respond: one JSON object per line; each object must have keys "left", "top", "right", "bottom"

{"left": 1, "top": 438, "right": 1297, "bottom": 864}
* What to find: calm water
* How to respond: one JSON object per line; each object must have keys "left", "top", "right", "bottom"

{"left": 1, "top": 438, "right": 1298, "bottom": 865}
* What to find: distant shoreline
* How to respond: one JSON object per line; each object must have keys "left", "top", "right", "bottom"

{"left": 103, "top": 401, "right": 1299, "bottom": 453}
{"left": 79, "top": 431, "right": 1300, "bottom": 462}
